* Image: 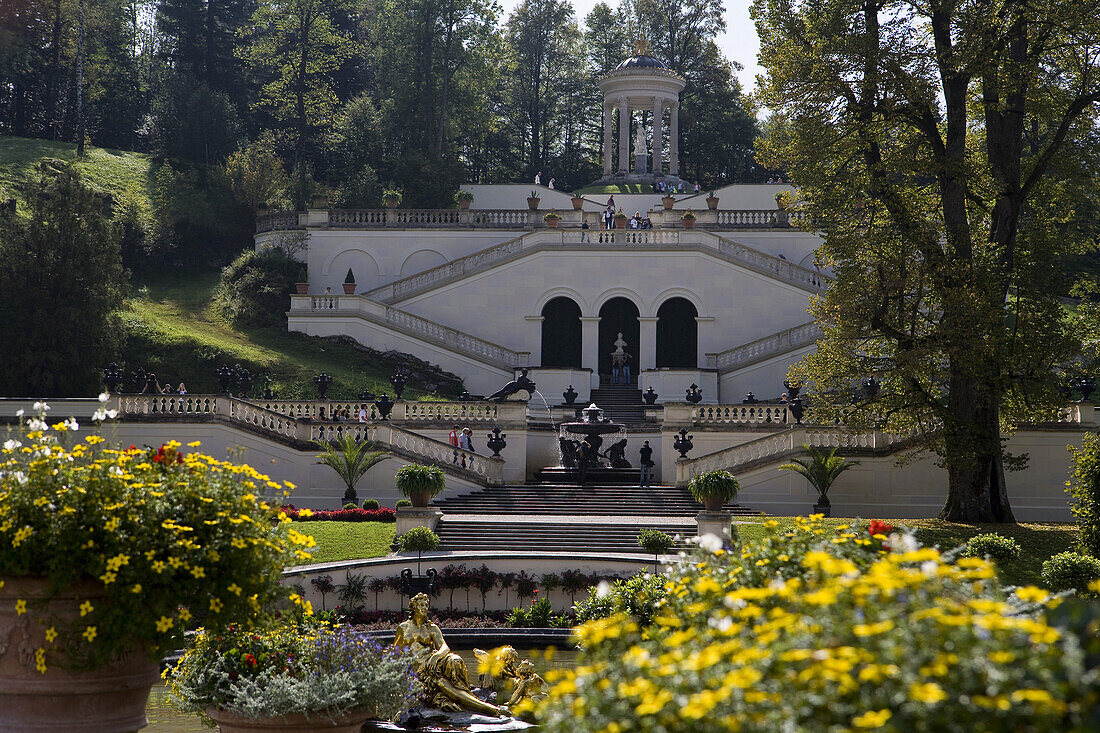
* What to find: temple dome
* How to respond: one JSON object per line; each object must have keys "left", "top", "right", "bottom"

{"left": 615, "top": 55, "right": 668, "bottom": 70}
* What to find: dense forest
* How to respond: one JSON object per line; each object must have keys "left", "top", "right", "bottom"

{"left": 0, "top": 0, "right": 763, "bottom": 210}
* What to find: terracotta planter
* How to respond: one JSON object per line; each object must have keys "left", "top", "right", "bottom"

{"left": 0, "top": 578, "right": 160, "bottom": 733}
{"left": 527, "top": 197, "right": 540, "bottom": 211}
{"left": 571, "top": 196, "right": 584, "bottom": 211}
{"left": 706, "top": 196, "right": 719, "bottom": 210}
{"left": 545, "top": 218, "right": 560, "bottom": 228}
{"left": 342, "top": 283, "right": 355, "bottom": 295}
{"left": 295, "top": 282, "right": 309, "bottom": 295}
{"left": 615, "top": 218, "right": 627, "bottom": 229}
{"left": 383, "top": 198, "right": 399, "bottom": 209}
{"left": 207, "top": 707, "right": 371, "bottom": 733}
{"left": 682, "top": 218, "right": 696, "bottom": 229}
{"left": 458, "top": 198, "right": 471, "bottom": 209}
{"left": 703, "top": 496, "right": 724, "bottom": 511}
{"left": 662, "top": 196, "right": 676, "bottom": 210}
{"left": 410, "top": 490, "right": 432, "bottom": 507}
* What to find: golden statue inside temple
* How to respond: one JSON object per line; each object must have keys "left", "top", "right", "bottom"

{"left": 393, "top": 593, "right": 506, "bottom": 717}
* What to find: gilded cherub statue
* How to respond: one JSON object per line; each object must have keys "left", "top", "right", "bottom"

{"left": 473, "top": 645, "right": 521, "bottom": 691}
{"left": 504, "top": 659, "right": 548, "bottom": 708}
{"left": 394, "top": 593, "right": 506, "bottom": 717}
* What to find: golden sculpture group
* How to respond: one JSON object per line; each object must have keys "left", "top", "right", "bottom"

{"left": 393, "top": 593, "right": 547, "bottom": 717}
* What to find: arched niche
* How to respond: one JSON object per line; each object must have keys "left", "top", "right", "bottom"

{"left": 656, "top": 297, "right": 698, "bottom": 368}
{"left": 598, "top": 297, "right": 640, "bottom": 382}
{"left": 400, "top": 249, "right": 448, "bottom": 277}
{"left": 540, "top": 297, "right": 582, "bottom": 368}
{"left": 326, "top": 250, "right": 381, "bottom": 292}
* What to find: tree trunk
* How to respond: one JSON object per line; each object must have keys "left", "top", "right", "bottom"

{"left": 76, "top": 0, "right": 85, "bottom": 155}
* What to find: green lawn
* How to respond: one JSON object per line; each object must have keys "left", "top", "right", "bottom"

{"left": 119, "top": 270, "right": 458, "bottom": 399}
{"left": 0, "top": 135, "right": 153, "bottom": 212}
{"left": 292, "top": 522, "right": 396, "bottom": 564}
{"left": 735, "top": 517, "right": 1077, "bottom": 587}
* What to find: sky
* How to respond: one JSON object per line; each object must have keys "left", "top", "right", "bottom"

{"left": 496, "top": 0, "right": 764, "bottom": 92}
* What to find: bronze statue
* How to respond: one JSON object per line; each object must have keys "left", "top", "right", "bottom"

{"left": 394, "top": 593, "right": 506, "bottom": 717}
{"left": 603, "top": 438, "right": 631, "bottom": 468}
{"left": 486, "top": 368, "right": 537, "bottom": 402}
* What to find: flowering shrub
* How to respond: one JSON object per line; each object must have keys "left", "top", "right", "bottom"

{"left": 963, "top": 533, "right": 1023, "bottom": 562}
{"left": 0, "top": 404, "right": 312, "bottom": 670}
{"left": 168, "top": 619, "right": 416, "bottom": 722}
{"left": 575, "top": 573, "right": 666, "bottom": 626}
{"left": 531, "top": 517, "right": 1098, "bottom": 731}
{"left": 282, "top": 505, "right": 396, "bottom": 523}
{"left": 1041, "top": 552, "right": 1100, "bottom": 594}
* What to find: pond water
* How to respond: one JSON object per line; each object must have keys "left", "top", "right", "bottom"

{"left": 145, "top": 648, "right": 577, "bottom": 732}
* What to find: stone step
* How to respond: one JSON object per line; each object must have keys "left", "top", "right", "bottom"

{"left": 433, "top": 483, "right": 755, "bottom": 517}
{"left": 435, "top": 519, "right": 697, "bottom": 552}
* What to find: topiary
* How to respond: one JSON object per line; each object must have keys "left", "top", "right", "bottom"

{"left": 342, "top": 502, "right": 359, "bottom": 511}
{"left": 396, "top": 499, "right": 412, "bottom": 509}
{"left": 1068, "top": 432, "right": 1100, "bottom": 559}
{"left": 1041, "top": 552, "right": 1100, "bottom": 594}
{"left": 361, "top": 498, "right": 380, "bottom": 510}
{"left": 962, "top": 533, "right": 1022, "bottom": 562}
{"left": 638, "top": 529, "right": 675, "bottom": 573}
{"left": 398, "top": 526, "right": 440, "bottom": 575}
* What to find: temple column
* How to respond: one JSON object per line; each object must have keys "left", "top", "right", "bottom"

{"left": 602, "top": 103, "right": 613, "bottom": 176}
{"left": 638, "top": 316, "right": 659, "bottom": 371}
{"left": 581, "top": 317, "right": 601, "bottom": 383}
{"left": 651, "top": 98, "right": 664, "bottom": 176}
{"left": 669, "top": 103, "right": 680, "bottom": 177}
{"left": 617, "top": 98, "right": 630, "bottom": 173}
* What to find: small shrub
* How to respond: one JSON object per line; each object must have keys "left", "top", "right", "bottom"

{"left": 362, "top": 498, "right": 380, "bottom": 510}
{"left": 396, "top": 499, "right": 412, "bottom": 508}
{"left": 342, "top": 502, "right": 359, "bottom": 511}
{"left": 337, "top": 572, "right": 369, "bottom": 612}
{"left": 215, "top": 247, "right": 305, "bottom": 328}
{"left": 962, "top": 533, "right": 1022, "bottom": 562}
{"left": 397, "top": 526, "right": 440, "bottom": 575}
{"left": 638, "top": 528, "right": 675, "bottom": 556}
{"left": 575, "top": 573, "right": 666, "bottom": 626}
{"left": 1041, "top": 552, "right": 1100, "bottom": 593}
{"left": 1068, "top": 432, "right": 1100, "bottom": 558}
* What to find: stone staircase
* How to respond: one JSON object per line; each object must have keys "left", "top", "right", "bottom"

{"left": 433, "top": 518, "right": 697, "bottom": 554}
{"left": 434, "top": 483, "right": 755, "bottom": 517}
{"left": 588, "top": 386, "right": 647, "bottom": 426}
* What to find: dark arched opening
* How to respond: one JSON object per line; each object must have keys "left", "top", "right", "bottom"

{"left": 656, "top": 297, "right": 698, "bottom": 368}
{"left": 598, "top": 297, "right": 640, "bottom": 383}
{"left": 540, "top": 297, "right": 582, "bottom": 368}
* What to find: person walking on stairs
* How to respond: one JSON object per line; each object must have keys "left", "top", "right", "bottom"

{"left": 448, "top": 425, "right": 460, "bottom": 464}
{"left": 639, "top": 440, "right": 654, "bottom": 487}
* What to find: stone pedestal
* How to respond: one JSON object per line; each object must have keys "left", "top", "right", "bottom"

{"left": 397, "top": 506, "right": 443, "bottom": 536}
{"left": 635, "top": 153, "right": 648, "bottom": 176}
{"left": 696, "top": 510, "right": 732, "bottom": 542}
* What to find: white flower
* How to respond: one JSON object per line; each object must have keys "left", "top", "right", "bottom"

{"left": 693, "top": 533, "right": 724, "bottom": 554}
{"left": 595, "top": 580, "right": 611, "bottom": 599}
{"left": 63, "top": 418, "right": 79, "bottom": 432}
{"left": 887, "top": 532, "right": 919, "bottom": 553}
{"left": 105, "top": 409, "right": 117, "bottom": 419}
{"left": 15, "top": 409, "right": 23, "bottom": 417}
{"left": 109, "top": 465, "right": 123, "bottom": 476}
{"left": 921, "top": 561, "right": 940, "bottom": 577}
{"left": 12, "top": 471, "right": 28, "bottom": 485}
{"left": 2, "top": 439, "right": 20, "bottom": 451}
{"left": 98, "top": 392, "right": 110, "bottom": 403}
{"left": 708, "top": 615, "right": 734, "bottom": 632}
{"left": 32, "top": 402, "right": 50, "bottom": 412}
{"left": 27, "top": 418, "right": 47, "bottom": 432}
{"left": 769, "top": 578, "right": 787, "bottom": 591}
{"left": 92, "top": 409, "right": 106, "bottom": 422}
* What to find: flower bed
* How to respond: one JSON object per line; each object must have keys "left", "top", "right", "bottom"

{"left": 282, "top": 504, "right": 396, "bottom": 523}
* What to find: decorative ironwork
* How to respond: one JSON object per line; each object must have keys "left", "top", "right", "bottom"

{"left": 486, "top": 427, "right": 507, "bottom": 458}
{"left": 673, "top": 428, "right": 694, "bottom": 458}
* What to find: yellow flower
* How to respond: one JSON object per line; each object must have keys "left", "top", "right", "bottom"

{"left": 853, "top": 620, "right": 894, "bottom": 637}
{"left": 910, "top": 682, "right": 947, "bottom": 704}
{"left": 131, "top": 584, "right": 142, "bottom": 594}
{"left": 852, "top": 710, "right": 892, "bottom": 728}
{"left": 1014, "top": 586, "right": 1050, "bottom": 604}
{"left": 99, "top": 571, "right": 117, "bottom": 585}
{"left": 178, "top": 608, "right": 192, "bottom": 622}
{"left": 155, "top": 616, "right": 174, "bottom": 633}
{"left": 187, "top": 441, "right": 202, "bottom": 447}
{"left": 44, "top": 627, "right": 57, "bottom": 643}
{"left": 79, "top": 601, "right": 94, "bottom": 616}
{"left": 35, "top": 647, "right": 47, "bottom": 674}
{"left": 82, "top": 626, "right": 97, "bottom": 642}
{"left": 14, "top": 599, "right": 27, "bottom": 615}
{"left": 151, "top": 561, "right": 167, "bottom": 574}
{"left": 209, "top": 598, "right": 223, "bottom": 613}
{"left": 190, "top": 566, "right": 205, "bottom": 579}
{"left": 106, "top": 553, "right": 130, "bottom": 572}
{"left": 228, "top": 583, "right": 242, "bottom": 596}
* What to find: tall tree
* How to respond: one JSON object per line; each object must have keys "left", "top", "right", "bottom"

{"left": 0, "top": 161, "right": 125, "bottom": 396}
{"left": 754, "top": 0, "right": 1100, "bottom": 522}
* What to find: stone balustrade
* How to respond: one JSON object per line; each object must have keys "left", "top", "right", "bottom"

{"left": 716, "top": 238, "right": 828, "bottom": 291}
{"left": 117, "top": 394, "right": 220, "bottom": 415}
{"left": 707, "top": 322, "right": 823, "bottom": 372}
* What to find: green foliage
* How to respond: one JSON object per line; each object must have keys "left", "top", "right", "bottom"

{"left": 395, "top": 464, "right": 447, "bottom": 500}
{"left": 637, "top": 529, "right": 675, "bottom": 557}
{"left": 361, "top": 499, "right": 380, "bottom": 510}
{"left": 149, "top": 161, "right": 253, "bottom": 268}
{"left": 0, "top": 160, "right": 125, "bottom": 397}
{"left": 337, "top": 572, "right": 369, "bottom": 611}
{"left": 398, "top": 526, "right": 441, "bottom": 554}
{"left": 215, "top": 246, "right": 307, "bottom": 328}
{"left": 315, "top": 435, "right": 391, "bottom": 502}
{"left": 224, "top": 136, "right": 292, "bottom": 210}
{"left": 688, "top": 470, "right": 740, "bottom": 505}
{"left": 148, "top": 71, "right": 243, "bottom": 165}
{"left": 454, "top": 189, "right": 474, "bottom": 203}
{"left": 344, "top": 267, "right": 356, "bottom": 284}
{"left": 506, "top": 596, "right": 570, "bottom": 628}
{"left": 574, "top": 573, "right": 666, "bottom": 626}
{"left": 1068, "top": 433, "right": 1100, "bottom": 558}
{"left": 963, "top": 534, "right": 1023, "bottom": 562}
{"left": 342, "top": 503, "right": 358, "bottom": 511}
{"left": 396, "top": 499, "right": 413, "bottom": 509}
{"left": 382, "top": 189, "right": 403, "bottom": 204}
{"left": 1041, "top": 552, "right": 1100, "bottom": 594}
{"left": 168, "top": 619, "right": 416, "bottom": 721}
{"left": 778, "top": 445, "right": 859, "bottom": 506}
{"left": 327, "top": 95, "right": 382, "bottom": 207}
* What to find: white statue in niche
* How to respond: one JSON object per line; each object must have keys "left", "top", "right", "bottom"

{"left": 613, "top": 332, "right": 628, "bottom": 355}
{"left": 633, "top": 125, "right": 646, "bottom": 157}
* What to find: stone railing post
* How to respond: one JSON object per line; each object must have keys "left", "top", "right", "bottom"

{"left": 675, "top": 457, "right": 692, "bottom": 487}
{"left": 305, "top": 208, "right": 328, "bottom": 227}
{"left": 396, "top": 506, "right": 443, "bottom": 536}
{"left": 487, "top": 456, "right": 505, "bottom": 486}
{"left": 661, "top": 403, "right": 694, "bottom": 427}
{"left": 696, "top": 510, "right": 732, "bottom": 542}
{"left": 458, "top": 209, "right": 471, "bottom": 226}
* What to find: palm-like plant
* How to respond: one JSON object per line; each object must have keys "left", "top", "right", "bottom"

{"left": 779, "top": 445, "right": 859, "bottom": 510}
{"left": 316, "top": 435, "right": 391, "bottom": 503}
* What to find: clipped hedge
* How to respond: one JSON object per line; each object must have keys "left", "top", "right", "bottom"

{"left": 962, "top": 533, "right": 1022, "bottom": 562}
{"left": 281, "top": 505, "right": 396, "bottom": 523}
{"left": 1041, "top": 552, "right": 1100, "bottom": 594}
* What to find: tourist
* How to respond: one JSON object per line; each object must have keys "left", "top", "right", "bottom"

{"left": 629, "top": 212, "right": 642, "bottom": 229}
{"left": 639, "top": 440, "right": 654, "bottom": 487}
{"left": 448, "top": 425, "right": 460, "bottom": 464}
{"left": 459, "top": 427, "right": 475, "bottom": 468}
{"left": 318, "top": 405, "right": 327, "bottom": 421}
{"left": 642, "top": 215, "right": 653, "bottom": 229}
{"left": 620, "top": 351, "right": 633, "bottom": 384}
{"left": 161, "top": 382, "right": 174, "bottom": 395}
{"left": 534, "top": 171, "right": 541, "bottom": 185}
{"left": 576, "top": 439, "right": 592, "bottom": 485}
{"left": 607, "top": 195, "right": 615, "bottom": 209}
{"left": 694, "top": 181, "right": 701, "bottom": 193}
{"left": 336, "top": 409, "right": 348, "bottom": 423}
{"left": 678, "top": 181, "right": 685, "bottom": 193}
{"left": 611, "top": 352, "right": 623, "bottom": 385}
{"left": 580, "top": 220, "right": 591, "bottom": 243}
{"left": 177, "top": 382, "right": 187, "bottom": 408}
{"left": 779, "top": 393, "right": 788, "bottom": 404}
{"left": 604, "top": 205, "right": 615, "bottom": 230}
{"left": 548, "top": 178, "right": 555, "bottom": 190}
{"left": 358, "top": 404, "right": 369, "bottom": 422}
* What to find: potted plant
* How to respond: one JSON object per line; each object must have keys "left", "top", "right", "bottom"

{"left": 779, "top": 444, "right": 859, "bottom": 517}
{"left": 395, "top": 463, "right": 446, "bottom": 507}
{"left": 681, "top": 209, "right": 697, "bottom": 229}
{"left": 168, "top": 619, "right": 415, "bottom": 732}
{"left": 662, "top": 193, "right": 676, "bottom": 210}
{"left": 343, "top": 268, "right": 356, "bottom": 294}
{"left": 637, "top": 529, "right": 675, "bottom": 574}
{"left": 544, "top": 210, "right": 562, "bottom": 228}
{"left": 316, "top": 434, "right": 391, "bottom": 504}
{"left": 571, "top": 193, "right": 585, "bottom": 210}
{"left": 527, "top": 190, "right": 541, "bottom": 210}
{"left": 295, "top": 282, "right": 309, "bottom": 294}
{"left": 775, "top": 191, "right": 787, "bottom": 210}
{"left": 310, "top": 193, "right": 328, "bottom": 209}
{"left": 706, "top": 191, "right": 720, "bottom": 209}
{"left": 688, "top": 469, "right": 740, "bottom": 511}
{"left": 382, "top": 189, "right": 402, "bottom": 208}
{"left": 454, "top": 189, "right": 474, "bottom": 209}
{"left": 0, "top": 408, "right": 306, "bottom": 731}
{"left": 397, "top": 526, "right": 441, "bottom": 576}
{"left": 614, "top": 210, "right": 628, "bottom": 228}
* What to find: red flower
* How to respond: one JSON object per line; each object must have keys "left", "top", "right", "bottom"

{"left": 244, "top": 653, "right": 257, "bottom": 666}
{"left": 868, "top": 520, "right": 894, "bottom": 537}
{"left": 533, "top": 589, "right": 540, "bottom": 595}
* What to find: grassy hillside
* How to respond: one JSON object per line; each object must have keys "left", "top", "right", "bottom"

{"left": 119, "top": 270, "right": 459, "bottom": 399}
{"left": 0, "top": 135, "right": 153, "bottom": 210}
